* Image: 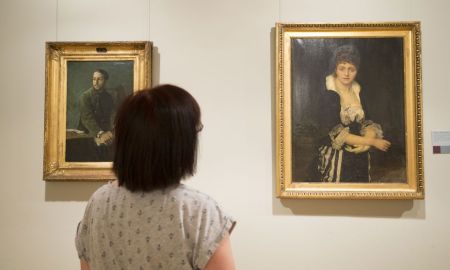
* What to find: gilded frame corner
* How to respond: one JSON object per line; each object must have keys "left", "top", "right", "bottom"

{"left": 275, "top": 22, "right": 424, "bottom": 199}
{"left": 44, "top": 41, "right": 152, "bottom": 181}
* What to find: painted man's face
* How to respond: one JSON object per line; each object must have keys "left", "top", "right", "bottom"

{"left": 92, "top": 71, "right": 106, "bottom": 90}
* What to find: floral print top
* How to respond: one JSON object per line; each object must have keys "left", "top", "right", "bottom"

{"left": 76, "top": 182, "right": 235, "bottom": 270}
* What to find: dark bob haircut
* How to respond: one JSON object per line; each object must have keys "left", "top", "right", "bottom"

{"left": 113, "top": 84, "right": 201, "bottom": 192}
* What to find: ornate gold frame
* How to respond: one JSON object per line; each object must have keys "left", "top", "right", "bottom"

{"left": 44, "top": 41, "right": 152, "bottom": 181}
{"left": 275, "top": 22, "right": 424, "bottom": 199}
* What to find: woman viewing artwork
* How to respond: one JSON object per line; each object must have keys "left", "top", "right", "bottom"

{"left": 75, "top": 85, "right": 236, "bottom": 270}
{"left": 311, "top": 45, "right": 391, "bottom": 182}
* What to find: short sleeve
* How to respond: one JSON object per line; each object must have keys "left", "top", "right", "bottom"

{"left": 75, "top": 198, "right": 94, "bottom": 261}
{"left": 192, "top": 200, "right": 236, "bottom": 270}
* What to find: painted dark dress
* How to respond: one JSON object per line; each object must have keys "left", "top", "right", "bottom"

{"left": 311, "top": 75, "right": 383, "bottom": 183}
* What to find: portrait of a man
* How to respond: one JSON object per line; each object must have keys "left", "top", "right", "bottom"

{"left": 65, "top": 61, "right": 133, "bottom": 162}
{"left": 43, "top": 41, "right": 152, "bottom": 180}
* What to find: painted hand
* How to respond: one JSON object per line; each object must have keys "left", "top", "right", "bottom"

{"left": 372, "top": 139, "right": 391, "bottom": 152}
{"left": 99, "top": 131, "right": 114, "bottom": 145}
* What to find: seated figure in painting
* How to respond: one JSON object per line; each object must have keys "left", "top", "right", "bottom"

{"left": 66, "top": 69, "right": 126, "bottom": 162}
{"left": 311, "top": 45, "right": 391, "bottom": 182}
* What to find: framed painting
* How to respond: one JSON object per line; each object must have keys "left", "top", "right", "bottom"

{"left": 44, "top": 41, "right": 152, "bottom": 181}
{"left": 275, "top": 22, "right": 424, "bottom": 199}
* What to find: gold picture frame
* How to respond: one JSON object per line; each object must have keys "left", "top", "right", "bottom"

{"left": 275, "top": 22, "right": 423, "bottom": 199}
{"left": 44, "top": 41, "right": 152, "bottom": 181}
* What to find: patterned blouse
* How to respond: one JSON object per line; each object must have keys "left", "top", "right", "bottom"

{"left": 76, "top": 182, "right": 236, "bottom": 270}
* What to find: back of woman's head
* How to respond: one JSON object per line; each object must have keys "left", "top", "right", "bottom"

{"left": 113, "top": 84, "right": 201, "bottom": 192}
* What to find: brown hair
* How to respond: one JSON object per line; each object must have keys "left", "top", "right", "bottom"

{"left": 331, "top": 45, "right": 360, "bottom": 71}
{"left": 93, "top": 69, "right": 109, "bottom": 80}
{"left": 113, "top": 84, "right": 201, "bottom": 192}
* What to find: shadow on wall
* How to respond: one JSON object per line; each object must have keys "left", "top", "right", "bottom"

{"left": 44, "top": 46, "right": 161, "bottom": 202}
{"left": 272, "top": 198, "right": 424, "bottom": 219}
{"left": 269, "top": 27, "right": 425, "bottom": 219}
{"left": 45, "top": 181, "right": 105, "bottom": 201}
{"left": 152, "top": 46, "right": 160, "bottom": 86}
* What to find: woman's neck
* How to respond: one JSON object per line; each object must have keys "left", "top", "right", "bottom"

{"left": 335, "top": 78, "right": 352, "bottom": 94}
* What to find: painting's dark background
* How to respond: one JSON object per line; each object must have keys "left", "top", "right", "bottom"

{"left": 291, "top": 38, "right": 406, "bottom": 183}
{"left": 66, "top": 61, "right": 134, "bottom": 129}
{"left": 65, "top": 61, "right": 134, "bottom": 162}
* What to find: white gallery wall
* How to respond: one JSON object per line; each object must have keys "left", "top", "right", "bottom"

{"left": 0, "top": 0, "right": 449, "bottom": 269}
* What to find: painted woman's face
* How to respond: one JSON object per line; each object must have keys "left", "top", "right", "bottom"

{"left": 335, "top": 62, "right": 357, "bottom": 87}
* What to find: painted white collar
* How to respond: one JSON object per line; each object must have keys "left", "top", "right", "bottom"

{"left": 325, "top": 74, "right": 361, "bottom": 95}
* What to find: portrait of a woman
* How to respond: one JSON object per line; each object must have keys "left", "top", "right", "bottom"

{"left": 280, "top": 24, "right": 418, "bottom": 198}
{"left": 310, "top": 45, "right": 391, "bottom": 182}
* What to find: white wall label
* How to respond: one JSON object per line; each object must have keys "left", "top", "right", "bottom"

{"left": 432, "top": 131, "right": 450, "bottom": 154}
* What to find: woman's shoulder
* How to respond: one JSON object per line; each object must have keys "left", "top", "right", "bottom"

{"left": 80, "top": 182, "right": 116, "bottom": 216}
{"left": 171, "top": 184, "right": 232, "bottom": 217}
{"left": 171, "top": 184, "right": 218, "bottom": 205}
{"left": 321, "top": 76, "right": 340, "bottom": 99}
{"left": 87, "top": 181, "right": 120, "bottom": 203}
{"left": 323, "top": 89, "right": 340, "bottom": 101}
{"left": 174, "top": 184, "right": 236, "bottom": 231}
{"left": 320, "top": 88, "right": 340, "bottom": 112}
